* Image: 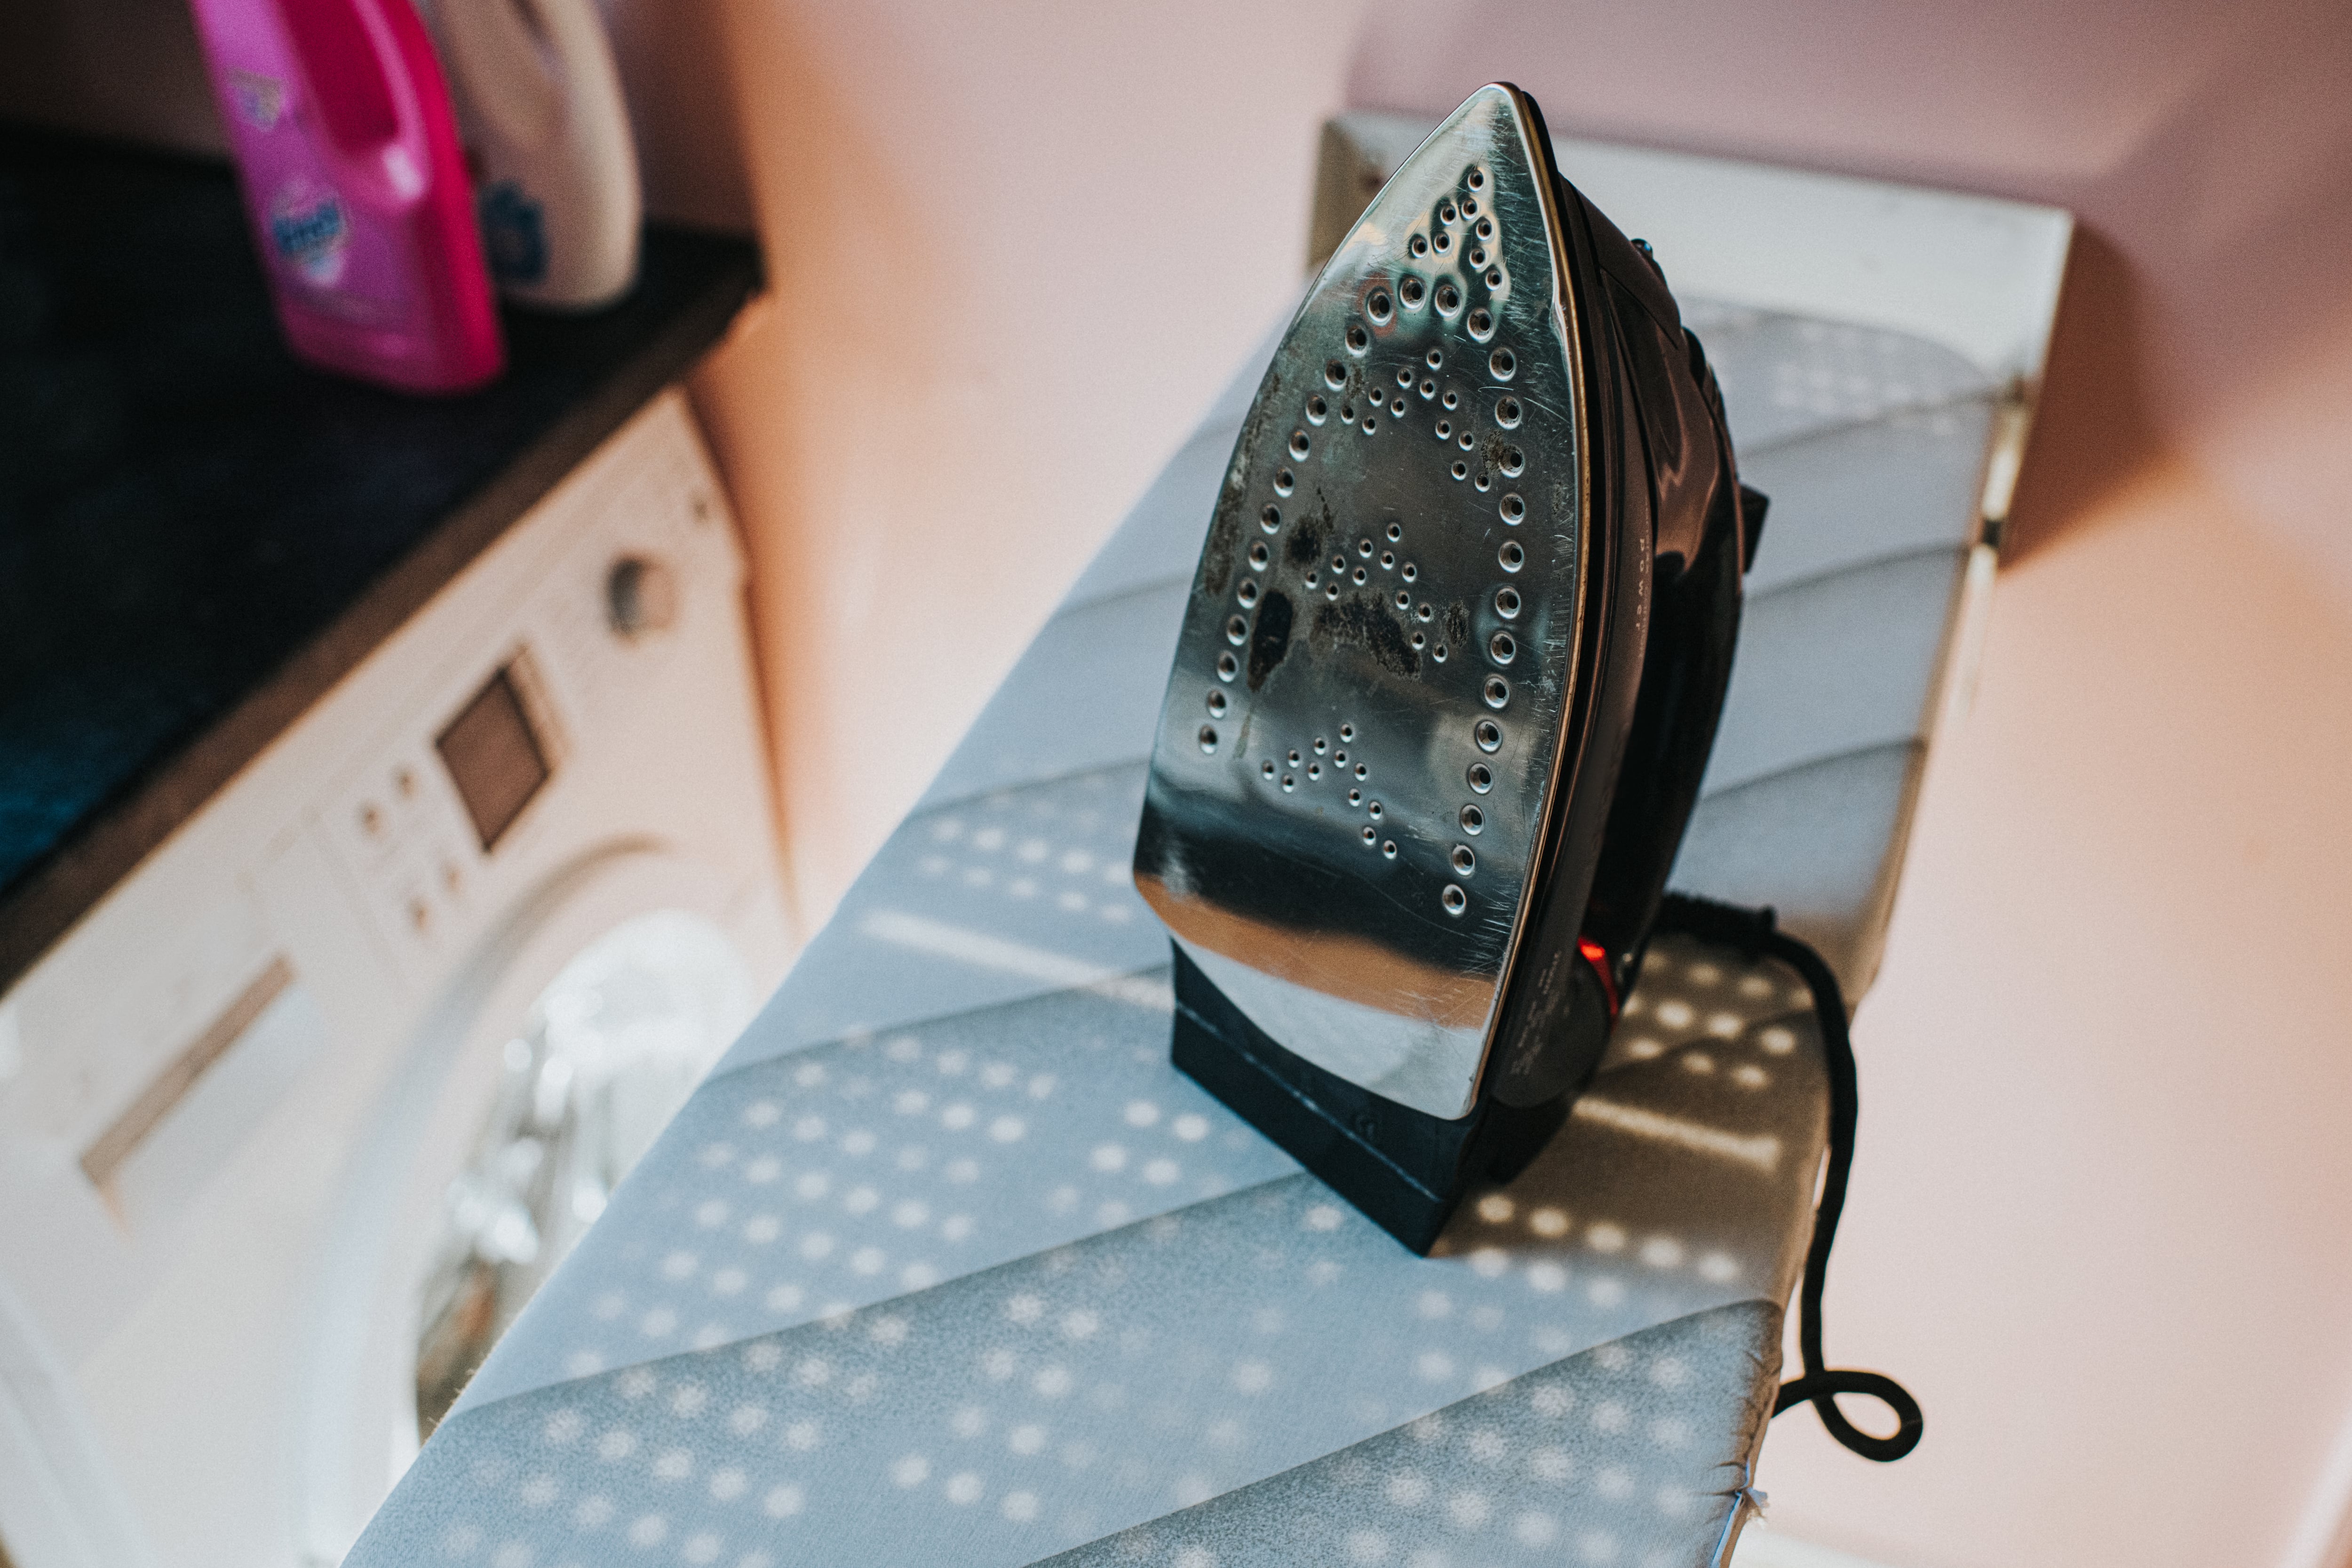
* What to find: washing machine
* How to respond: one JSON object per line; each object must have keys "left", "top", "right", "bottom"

{"left": 0, "top": 390, "right": 794, "bottom": 1568}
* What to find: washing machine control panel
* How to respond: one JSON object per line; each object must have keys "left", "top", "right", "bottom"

{"left": 318, "top": 424, "right": 731, "bottom": 995}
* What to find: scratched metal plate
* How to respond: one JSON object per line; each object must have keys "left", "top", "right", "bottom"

{"left": 1136, "top": 85, "right": 1590, "bottom": 1119}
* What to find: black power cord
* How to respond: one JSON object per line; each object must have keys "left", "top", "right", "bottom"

{"left": 1653, "top": 894, "right": 1925, "bottom": 1463}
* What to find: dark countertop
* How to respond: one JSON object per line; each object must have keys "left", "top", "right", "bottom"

{"left": 0, "top": 123, "right": 763, "bottom": 992}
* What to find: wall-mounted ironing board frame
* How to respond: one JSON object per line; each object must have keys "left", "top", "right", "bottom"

{"left": 341, "top": 120, "right": 2068, "bottom": 1568}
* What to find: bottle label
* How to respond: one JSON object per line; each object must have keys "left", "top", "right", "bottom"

{"left": 227, "top": 69, "right": 285, "bottom": 131}
{"left": 269, "top": 180, "right": 351, "bottom": 287}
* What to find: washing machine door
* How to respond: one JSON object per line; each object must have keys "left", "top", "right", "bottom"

{"left": 296, "top": 846, "right": 763, "bottom": 1564}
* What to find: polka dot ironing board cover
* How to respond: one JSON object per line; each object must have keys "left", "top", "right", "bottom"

{"left": 347, "top": 299, "right": 2004, "bottom": 1568}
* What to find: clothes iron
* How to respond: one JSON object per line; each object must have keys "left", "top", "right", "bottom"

{"left": 1134, "top": 82, "right": 1764, "bottom": 1253}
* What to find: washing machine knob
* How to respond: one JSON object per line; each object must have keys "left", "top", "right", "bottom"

{"left": 606, "top": 554, "right": 677, "bottom": 639}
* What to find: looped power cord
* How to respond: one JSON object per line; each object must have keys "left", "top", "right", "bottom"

{"left": 1653, "top": 894, "right": 1925, "bottom": 1463}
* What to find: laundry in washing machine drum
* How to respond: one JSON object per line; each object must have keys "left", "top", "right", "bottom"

{"left": 1133, "top": 82, "right": 1764, "bottom": 1257}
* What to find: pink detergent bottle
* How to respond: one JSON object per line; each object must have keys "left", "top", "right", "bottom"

{"left": 189, "top": 0, "right": 505, "bottom": 393}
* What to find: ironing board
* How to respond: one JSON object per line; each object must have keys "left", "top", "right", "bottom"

{"left": 342, "top": 132, "right": 2068, "bottom": 1568}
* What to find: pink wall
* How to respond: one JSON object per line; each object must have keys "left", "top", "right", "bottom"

{"left": 670, "top": 4, "right": 2352, "bottom": 1564}
{"left": 683, "top": 0, "right": 1368, "bottom": 909}
{"left": 1792, "top": 459, "right": 2352, "bottom": 1568}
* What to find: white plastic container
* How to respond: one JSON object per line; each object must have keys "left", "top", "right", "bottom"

{"left": 435, "top": 0, "right": 642, "bottom": 310}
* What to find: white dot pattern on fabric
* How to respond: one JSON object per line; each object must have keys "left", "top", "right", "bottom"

{"left": 350, "top": 927, "right": 1822, "bottom": 1568}
{"left": 712, "top": 766, "right": 1171, "bottom": 1079}
{"left": 456, "top": 981, "right": 1297, "bottom": 1413}
{"left": 1599, "top": 935, "right": 1818, "bottom": 1101}
{"left": 367, "top": 1270, "right": 1778, "bottom": 1568}
{"left": 1031, "top": 1303, "right": 1771, "bottom": 1568}
{"left": 1678, "top": 301, "right": 1997, "bottom": 454}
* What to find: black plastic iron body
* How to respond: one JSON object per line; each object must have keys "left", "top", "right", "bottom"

{"left": 1171, "top": 93, "right": 1756, "bottom": 1252}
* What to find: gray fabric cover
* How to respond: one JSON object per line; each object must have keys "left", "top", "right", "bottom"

{"left": 353, "top": 933, "right": 1822, "bottom": 1568}
{"left": 1035, "top": 1303, "right": 1780, "bottom": 1568}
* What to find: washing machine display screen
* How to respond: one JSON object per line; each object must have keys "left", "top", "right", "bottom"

{"left": 437, "top": 663, "right": 550, "bottom": 851}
